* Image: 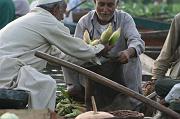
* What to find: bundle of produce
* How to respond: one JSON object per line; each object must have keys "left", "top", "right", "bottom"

{"left": 83, "top": 23, "right": 121, "bottom": 46}
{"left": 56, "top": 87, "right": 86, "bottom": 118}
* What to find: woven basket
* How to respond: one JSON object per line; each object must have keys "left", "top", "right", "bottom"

{"left": 107, "top": 110, "right": 144, "bottom": 119}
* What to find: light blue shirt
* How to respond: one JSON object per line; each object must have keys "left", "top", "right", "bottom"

{"left": 67, "top": 0, "right": 81, "bottom": 11}
{"left": 75, "top": 10, "right": 145, "bottom": 95}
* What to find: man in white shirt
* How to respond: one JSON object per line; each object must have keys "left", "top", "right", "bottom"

{"left": 0, "top": 0, "right": 107, "bottom": 111}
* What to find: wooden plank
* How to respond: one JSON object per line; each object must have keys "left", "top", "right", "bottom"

{"left": 134, "top": 17, "right": 170, "bottom": 30}
{"left": 140, "top": 30, "right": 168, "bottom": 47}
{"left": 0, "top": 109, "right": 50, "bottom": 119}
{"left": 140, "top": 30, "right": 168, "bottom": 40}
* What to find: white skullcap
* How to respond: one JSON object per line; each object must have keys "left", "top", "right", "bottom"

{"left": 37, "top": 0, "right": 62, "bottom": 6}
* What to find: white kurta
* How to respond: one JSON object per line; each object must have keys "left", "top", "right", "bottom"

{"left": 0, "top": 7, "right": 104, "bottom": 110}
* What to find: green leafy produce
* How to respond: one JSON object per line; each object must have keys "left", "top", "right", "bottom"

{"left": 56, "top": 86, "right": 86, "bottom": 118}
{"left": 65, "top": 109, "right": 81, "bottom": 118}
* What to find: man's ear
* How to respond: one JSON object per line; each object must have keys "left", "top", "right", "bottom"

{"left": 53, "top": 4, "right": 59, "bottom": 15}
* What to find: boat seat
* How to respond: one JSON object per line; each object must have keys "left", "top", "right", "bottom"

{"left": 0, "top": 89, "right": 29, "bottom": 109}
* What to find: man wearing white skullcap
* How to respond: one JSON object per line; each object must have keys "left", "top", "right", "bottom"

{"left": 0, "top": 0, "right": 109, "bottom": 111}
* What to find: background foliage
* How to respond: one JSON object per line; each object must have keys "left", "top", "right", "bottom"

{"left": 118, "top": 0, "right": 180, "bottom": 22}
{"left": 28, "top": 0, "right": 180, "bottom": 23}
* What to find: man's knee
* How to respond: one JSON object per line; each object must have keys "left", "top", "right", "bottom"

{"left": 155, "top": 78, "right": 180, "bottom": 98}
{"left": 67, "top": 84, "right": 85, "bottom": 102}
{"left": 67, "top": 84, "right": 84, "bottom": 94}
{"left": 155, "top": 79, "right": 170, "bottom": 98}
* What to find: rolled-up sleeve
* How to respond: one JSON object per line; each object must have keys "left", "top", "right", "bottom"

{"left": 152, "top": 14, "right": 180, "bottom": 79}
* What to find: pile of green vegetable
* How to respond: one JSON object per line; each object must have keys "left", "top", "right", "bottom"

{"left": 56, "top": 86, "right": 86, "bottom": 118}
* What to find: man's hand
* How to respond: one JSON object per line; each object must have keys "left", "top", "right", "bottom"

{"left": 143, "top": 79, "right": 156, "bottom": 96}
{"left": 159, "top": 98, "right": 169, "bottom": 107}
{"left": 96, "top": 44, "right": 113, "bottom": 57}
{"left": 117, "top": 50, "right": 130, "bottom": 64}
{"left": 116, "top": 48, "right": 136, "bottom": 64}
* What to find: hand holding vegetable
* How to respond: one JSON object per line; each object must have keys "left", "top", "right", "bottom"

{"left": 117, "top": 48, "right": 136, "bottom": 64}
{"left": 83, "top": 23, "right": 121, "bottom": 46}
{"left": 96, "top": 44, "right": 114, "bottom": 57}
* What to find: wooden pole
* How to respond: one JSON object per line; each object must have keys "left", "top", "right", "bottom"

{"left": 35, "top": 51, "right": 180, "bottom": 119}
{"left": 140, "top": 30, "right": 168, "bottom": 40}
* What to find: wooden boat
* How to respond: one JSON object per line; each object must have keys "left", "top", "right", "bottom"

{"left": 140, "top": 30, "right": 168, "bottom": 59}
{"left": 0, "top": 109, "right": 51, "bottom": 119}
{"left": 45, "top": 13, "right": 177, "bottom": 119}
{"left": 134, "top": 17, "right": 170, "bottom": 31}
{"left": 36, "top": 52, "right": 180, "bottom": 119}
{"left": 134, "top": 17, "right": 170, "bottom": 59}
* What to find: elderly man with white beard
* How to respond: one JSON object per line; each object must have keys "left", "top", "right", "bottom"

{"left": 63, "top": 0, "right": 145, "bottom": 111}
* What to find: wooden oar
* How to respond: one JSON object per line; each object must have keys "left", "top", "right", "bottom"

{"left": 35, "top": 51, "right": 180, "bottom": 119}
